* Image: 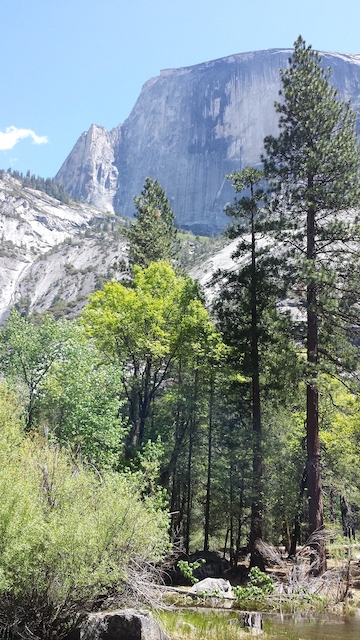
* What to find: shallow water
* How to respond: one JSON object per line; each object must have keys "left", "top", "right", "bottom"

{"left": 265, "top": 612, "right": 360, "bottom": 640}
{"left": 159, "top": 607, "right": 360, "bottom": 640}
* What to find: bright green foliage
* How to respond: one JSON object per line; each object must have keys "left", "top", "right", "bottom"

{"left": 0, "top": 418, "right": 169, "bottom": 637}
{"left": 81, "top": 260, "right": 227, "bottom": 548}
{"left": 233, "top": 567, "right": 274, "bottom": 600}
{"left": 0, "top": 310, "right": 73, "bottom": 430}
{"left": 0, "top": 313, "right": 126, "bottom": 468}
{"left": 319, "top": 377, "right": 360, "bottom": 510}
{"left": 82, "top": 261, "right": 215, "bottom": 451}
{"left": 177, "top": 558, "right": 206, "bottom": 584}
{"left": 126, "top": 177, "right": 179, "bottom": 269}
{"left": 40, "top": 326, "right": 126, "bottom": 469}
{"left": 0, "top": 381, "right": 23, "bottom": 448}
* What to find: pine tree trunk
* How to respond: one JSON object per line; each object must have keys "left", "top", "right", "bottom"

{"left": 204, "top": 370, "right": 214, "bottom": 552}
{"left": 306, "top": 198, "right": 327, "bottom": 574}
{"left": 184, "top": 418, "right": 193, "bottom": 555}
{"left": 184, "top": 369, "right": 198, "bottom": 554}
{"left": 248, "top": 193, "right": 264, "bottom": 570}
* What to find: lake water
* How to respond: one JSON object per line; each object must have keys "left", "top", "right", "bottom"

{"left": 159, "top": 607, "right": 360, "bottom": 640}
{"left": 265, "top": 612, "right": 360, "bottom": 640}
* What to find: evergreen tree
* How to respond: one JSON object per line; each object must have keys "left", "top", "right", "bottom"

{"left": 263, "top": 36, "right": 360, "bottom": 573}
{"left": 214, "top": 168, "right": 298, "bottom": 567}
{"left": 126, "top": 177, "right": 179, "bottom": 269}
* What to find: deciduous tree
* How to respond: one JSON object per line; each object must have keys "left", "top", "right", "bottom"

{"left": 81, "top": 262, "right": 212, "bottom": 454}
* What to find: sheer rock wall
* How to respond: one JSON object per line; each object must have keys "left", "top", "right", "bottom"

{"left": 55, "top": 49, "right": 360, "bottom": 233}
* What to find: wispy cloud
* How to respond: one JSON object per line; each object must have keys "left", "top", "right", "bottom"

{"left": 0, "top": 126, "right": 48, "bottom": 151}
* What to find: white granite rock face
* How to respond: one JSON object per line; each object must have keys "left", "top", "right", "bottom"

{"left": 56, "top": 124, "right": 121, "bottom": 214}
{"left": 0, "top": 173, "right": 127, "bottom": 323}
{"left": 55, "top": 49, "right": 360, "bottom": 233}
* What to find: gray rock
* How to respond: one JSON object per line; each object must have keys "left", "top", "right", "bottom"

{"left": 55, "top": 49, "right": 360, "bottom": 233}
{"left": 190, "top": 577, "right": 233, "bottom": 598}
{"left": 55, "top": 124, "right": 120, "bottom": 214}
{"left": 80, "top": 609, "right": 170, "bottom": 640}
{"left": 0, "top": 173, "right": 128, "bottom": 324}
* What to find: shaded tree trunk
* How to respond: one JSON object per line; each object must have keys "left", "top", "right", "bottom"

{"left": 248, "top": 184, "right": 264, "bottom": 571}
{"left": 235, "top": 470, "right": 245, "bottom": 565}
{"left": 289, "top": 466, "right": 307, "bottom": 557}
{"left": 184, "top": 370, "right": 198, "bottom": 554}
{"left": 204, "top": 370, "right": 215, "bottom": 551}
{"left": 306, "top": 198, "right": 326, "bottom": 574}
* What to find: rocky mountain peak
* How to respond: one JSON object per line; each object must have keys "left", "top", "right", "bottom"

{"left": 54, "top": 48, "right": 360, "bottom": 233}
{"left": 56, "top": 123, "right": 122, "bottom": 214}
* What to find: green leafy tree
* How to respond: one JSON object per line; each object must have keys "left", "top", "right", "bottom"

{"left": 81, "top": 262, "right": 210, "bottom": 454}
{"left": 0, "top": 312, "right": 127, "bottom": 467}
{"left": 0, "top": 310, "right": 72, "bottom": 430}
{"left": 318, "top": 376, "right": 360, "bottom": 538}
{"left": 153, "top": 331, "right": 225, "bottom": 551}
{"left": 0, "top": 415, "right": 169, "bottom": 638}
{"left": 126, "top": 177, "right": 179, "bottom": 269}
{"left": 263, "top": 36, "right": 360, "bottom": 573}
{"left": 40, "top": 327, "right": 126, "bottom": 469}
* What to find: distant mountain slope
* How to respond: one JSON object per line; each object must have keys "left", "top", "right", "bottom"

{"left": 0, "top": 173, "right": 128, "bottom": 323}
{"left": 55, "top": 48, "right": 360, "bottom": 233}
{"left": 0, "top": 174, "right": 234, "bottom": 323}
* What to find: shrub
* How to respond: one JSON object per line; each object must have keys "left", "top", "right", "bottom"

{"left": 0, "top": 404, "right": 169, "bottom": 638}
{"left": 177, "top": 559, "right": 206, "bottom": 585}
{"left": 233, "top": 567, "right": 274, "bottom": 601}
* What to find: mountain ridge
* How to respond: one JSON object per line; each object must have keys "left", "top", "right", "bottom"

{"left": 55, "top": 48, "right": 360, "bottom": 233}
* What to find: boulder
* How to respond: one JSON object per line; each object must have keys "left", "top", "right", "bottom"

{"left": 190, "top": 577, "right": 233, "bottom": 598}
{"left": 80, "top": 609, "right": 170, "bottom": 640}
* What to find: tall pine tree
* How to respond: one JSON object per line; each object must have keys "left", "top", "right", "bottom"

{"left": 126, "top": 177, "right": 179, "bottom": 269}
{"left": 263, "top": 36, "right": 360, "bottom": 573}
{"left": 214, "top": 168, "right": 297, "bottom": 568}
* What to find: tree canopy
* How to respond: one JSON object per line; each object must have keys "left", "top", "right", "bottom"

{"left": 81, "top": 261, "right": 218, "bottom": 452}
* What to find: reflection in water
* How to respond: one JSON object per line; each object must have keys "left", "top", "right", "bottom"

{"left": 265, "top": 613, "right": 360, "bottom": 640}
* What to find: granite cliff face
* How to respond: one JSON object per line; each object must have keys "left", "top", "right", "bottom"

{"left": 55, "top": 49, "right": 360, "bottom": 233}
{"left": 56, "top": 124, "right": 121, "bottom": 213}
{"left": 0, "top": 174, "right": 127, "bottom": 323}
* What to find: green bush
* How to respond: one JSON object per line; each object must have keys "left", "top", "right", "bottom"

{"left": 0, "top": 397, "right": 169, "bottom": 638}
{"left": 233, "top": 567, "right": 274, "bottom": 601}
{"left": 177, "top": 558, "right": 206, "bottom": 584}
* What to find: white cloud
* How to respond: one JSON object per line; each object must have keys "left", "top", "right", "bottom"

{"left": 0, "top": 126, "right": 48, "bottom": 151}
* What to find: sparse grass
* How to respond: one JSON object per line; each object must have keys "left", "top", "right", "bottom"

{"left": 157, "top": 610, "right": 249, "bottom": 640}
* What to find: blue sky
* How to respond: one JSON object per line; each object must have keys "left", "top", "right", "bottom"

{"left": 2, "top": 0, "right": 360, "bottom": 179}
